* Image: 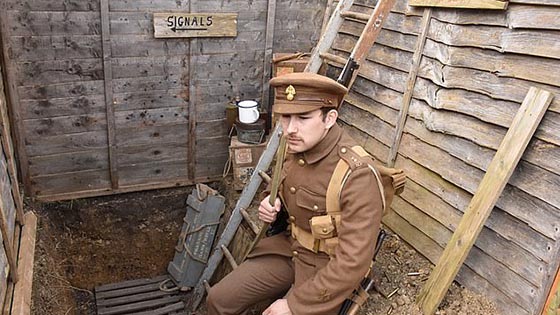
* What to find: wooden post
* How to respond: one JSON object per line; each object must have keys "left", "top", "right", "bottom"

{"left": 11, "top": 212, "right": 37, "bottom": 315}
{"left": 0, "top": 91, "right": 24, "bottom": 223}
{"left": 387, "top": 8, "right": 432, "bottom": 167}
{"left": 0, "top": 0, "right": 32, "bottom": 200}
{"left": 260, "top": 0, "right": 277, "bottom": 114}
{"left": 100, "top": 0, "right": 119, "bottom": 189}
{"left": 408, "top": 0, "right": 508, "bottom": 9}
{"left": 187, "top": 1, "right": 197, "bottom": 181}
{"left": 542, "top": 266, "right": 560, "bottom": 315}
{"left": 0, "top": 196, "right": 18, "bottom": 283}
{"left": 416, "top": 87, "right": 553, "bottom": 315}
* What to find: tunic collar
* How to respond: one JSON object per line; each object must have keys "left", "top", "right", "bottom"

{"left": 302, "top": 123, "right": 342, "bottom": 164}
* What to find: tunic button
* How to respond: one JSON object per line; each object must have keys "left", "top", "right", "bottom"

{"left": 292, "top": 250, "right": 299, "bottom": 257}
{"left": 341, "top": 147, "right": 347, "bottom": 154}
{"left": 289, "top": 216, "right": 296, "bottom": 223}
{"left": 297, "top": 159, "right": 305, "bottom": 166}
{"left": 313, "top": 205, "right": 319, "bottom": 211}
{"left": 290, "top": 187, "right": 296, "bottom": 194}
{"left": 322, "top": 227, "right": 328, "bottom": 233}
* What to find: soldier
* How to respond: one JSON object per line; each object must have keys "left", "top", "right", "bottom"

{"left": 206, "top": 72, "right": 384, "bottom": 315}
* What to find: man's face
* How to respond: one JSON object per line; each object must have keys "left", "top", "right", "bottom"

{"left": 279, "top": 109, "right": 336, "bottom": 153}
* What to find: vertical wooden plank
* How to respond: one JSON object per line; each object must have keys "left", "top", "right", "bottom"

{"left": 0, "top": 90, "right": 24, "bottom": 223}
{"left": 0, "top": 192, "right": 17, "bottom": 283}
{"left": 542, "top": 266, "right": 560, "bottom": 315}
{"left": 187, "top": 2, "right": 196, "bottom": 181}
{"left": 100, "top": 0, "right": 119, "bottom": 189}
{"left": 11, "top": 212, "right": 37, "bottom": 315}
{"left": 416, "top": 87, "right": 554, "bottom": 315}
{"left": 0, "top": 1, "right": 31, "bottom": 201}
{"left": 260, "top": 0, "right": 277, "bottom": 113}
{"left": 387, "top": 8, "right": 432, "bottom": 167}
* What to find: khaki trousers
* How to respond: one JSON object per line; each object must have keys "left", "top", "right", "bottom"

{"left": 206, "top": 254, "right": 295, "bottom": 315}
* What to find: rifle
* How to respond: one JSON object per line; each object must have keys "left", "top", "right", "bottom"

{"left": 337, "top": 57, "right": 359, "bottom": 88}
{"left": 339, "top": 229, "right": 387, "bottom": 315}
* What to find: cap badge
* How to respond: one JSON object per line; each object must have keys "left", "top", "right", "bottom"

{"left": 285, "top": 85, "right": 296, "bottom": 101}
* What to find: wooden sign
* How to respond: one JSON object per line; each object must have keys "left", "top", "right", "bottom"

{"left": 154, "top": 13, "right": 237, "bottom": 38}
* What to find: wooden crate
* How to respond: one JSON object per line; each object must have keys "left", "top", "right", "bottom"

{"left": 229, "top": 136, "right": 267, "bottom": 190}
{"left": 273, "top": 53, "right": 310, "bottom": 77}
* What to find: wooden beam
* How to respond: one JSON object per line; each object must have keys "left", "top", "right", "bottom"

{"left": 0, "top": 93, "right": 24, "bottom": 223}
{"left": 0, "top": 196, "right": 18, "bottom": 283}
{"left": 187, "top": 1, "right": 196, "bottom": 181}
{"left": 417, "top": 87, "right": 553, "bottom": 315}
{"left": 387, "top": 8, "right": 431, "bottom": 167}
{"left": 11, "top": 212, "right": 37, "bottom": 315}
{"left": 260, "top": 0, "right": 277, "bottom": 114}
{"left": 408, "top": 0, "right": 508, "bottom": 9}
{"left": 100, "top": 0, "right": 119, "bottom": 189}
{"left": 0, "top": 1, "right": 32, "bottom": 200}
{"left": 542, "top": 266, "right": 560, "bottom": 315}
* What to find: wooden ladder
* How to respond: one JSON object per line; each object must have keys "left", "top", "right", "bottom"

{"left": 187, "top": 0, "right": 396, "bottom": 310}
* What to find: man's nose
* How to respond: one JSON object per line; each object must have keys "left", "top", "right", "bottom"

{"left": 285, "top": 118, "right": 297, "bottom": 134}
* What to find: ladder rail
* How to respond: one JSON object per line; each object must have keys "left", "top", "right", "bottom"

{"left": 188, "top": 125, "right": 283, "bottom": 310}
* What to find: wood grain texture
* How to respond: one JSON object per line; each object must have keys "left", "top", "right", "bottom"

{"left": 11, "top": 212, "right": 37, "bottom": 315}
{"left": 409, "top": 0, "right": 508, "bottom": 9}
{"left": 417, "top": 87, "right": 553, "bottom": 315}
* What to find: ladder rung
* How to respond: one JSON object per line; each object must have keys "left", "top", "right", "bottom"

{"left": 320, "top": 52, "right": 347, "bottom": 66}
{"left": 220, "top": 244, "right": 238, "bottom": 269}
{"left": 258, "top": 170, "right": 271, "bottom": 184}
{"left": 203, "top": 280, "right": 211, "bottom": 292}
{"left": 240, "top": 208, "right": 260, "bottom": 234}
{"left": 340, "top": 11, "right": 370, "bottom": 21}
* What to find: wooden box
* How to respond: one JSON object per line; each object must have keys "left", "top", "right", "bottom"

{"left": 273, "top": 53, "right": 310, "bottom": 77}
{"left": 229, "top": 136, "right": 267, "bottom": 190}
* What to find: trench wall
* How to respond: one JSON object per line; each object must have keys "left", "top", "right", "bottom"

{"left": 330, "top": 1, "right": 560, "bottom": 314}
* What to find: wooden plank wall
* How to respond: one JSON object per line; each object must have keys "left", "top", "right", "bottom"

{"left": 1, "top": 0, "right": 325, "bottom": 200}
{"left": 329, "top": 0, "right": 560, "bottom": 314}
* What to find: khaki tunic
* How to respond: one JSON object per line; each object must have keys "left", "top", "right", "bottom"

{"left": 249, "top": 123, "right": 383, "bottom": 314}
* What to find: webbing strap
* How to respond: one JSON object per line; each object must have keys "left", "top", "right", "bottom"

{"left": 325, "top": 146, "right": 386, "bottom": 216}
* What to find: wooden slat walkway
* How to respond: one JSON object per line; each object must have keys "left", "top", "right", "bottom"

{"left": 95, "top": 275, "right": 187, "bottom": 315}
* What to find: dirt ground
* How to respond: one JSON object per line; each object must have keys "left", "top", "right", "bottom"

{"left": 29, "top": 180, "right": 498, "bottom": 315}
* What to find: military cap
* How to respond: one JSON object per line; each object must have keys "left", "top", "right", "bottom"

{"left": 269, "top": 72, "right": 348, "bottom": 114}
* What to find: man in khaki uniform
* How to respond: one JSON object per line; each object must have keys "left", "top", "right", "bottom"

{"left": 207, "top": 72, "right": 384, "bottom": 315}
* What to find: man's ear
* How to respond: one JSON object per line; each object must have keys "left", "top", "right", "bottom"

{"left": 325, "top": 109, "right": 338, "bottom": 129}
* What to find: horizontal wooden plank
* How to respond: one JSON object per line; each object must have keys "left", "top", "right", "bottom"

{"left": 7, "top": 0, "right": 100, "bottom": 11}
{"left": 400, "top": 179, "right": 547, "bottom": 287}
{"left": 21, "top": 95, "right": 106, "bottom": 119}
{"left": 109, "top": 0, "right": 267, "bottom": 12}
{"left": 95, "top": 275, "right": 170, "bottom": 292}
{"left": 118, "top": 159, "right": 189, "bottom": 187}
{"left": 396, "top": 135, "right": 559, "bottom": 260}
{"left": 6, "top": 11, "right": 101, "bottom": 36}
{"left": 427, "top": 18, "right": 560, "bottom": 60}
{"left": 117, "top": 142, "right": 188, "bottom": 166}
{"left": 338, "top": 103, "right": 395, "bottom": 146}
{"left": 113, "top": 89, "right": 188, "bottom": 111}
{"left": 115, "top": 124, "right": 188, "bottom": 147}
{"left": 114, "top": 107, "right": 188, "bottom": 129}
{"left": 18, "top": 80, "right": 104, "bottom": 100}
{"left": 341, "top": 123, "right": 390, "bottom": 163}
{"left": 195, "top": 119, "right": 228, "bottom": 138}
{"left": 383, "top": 210, "right": 531, "bottom": 315}
{"left": 25, "top": 130, "right": 108, "bottom": 157}
{"left": 9, "top": 35, "right": 102, "bottom": 62}
{"left": 409, "top": 0, "right": 508, "bottom": 9}
{"left": 110, "top": 36, "right": 190, "bottom": 58}
{"left": 29, "top": 149, "right": 108, "bottom": 176}
{"left": 30, "top": 169, "right": 111, "bottom": 196}
{"left": 110, "top": 56, "right": 189, "bottom": 80}
{"left": 112, "top": 76, "right": 185, "bottom": 93}
{"left": 24, "top": 113, "right": 107, "bottom": 138}
{"left": 23, "top": 114, "right": 107, "bottom": 141}
{"left": 509, "top": 0, "right": 560, "bottom": 5}
{"left": 18, "top": 59, "right": 103, "bottom": 86}
{"left": 393, "top": 197, "right": 538, "bottom": 311}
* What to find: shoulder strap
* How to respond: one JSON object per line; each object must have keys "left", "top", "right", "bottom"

{"left": 326, "top": 146, "right": 386, "bottom": 215}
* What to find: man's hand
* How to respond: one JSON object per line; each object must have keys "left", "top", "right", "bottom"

{"left": 263, "top": 299, "right": 292, "bottom": 315}
{"left": 258, "top": 195, "right": 281, "bottom": 223}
